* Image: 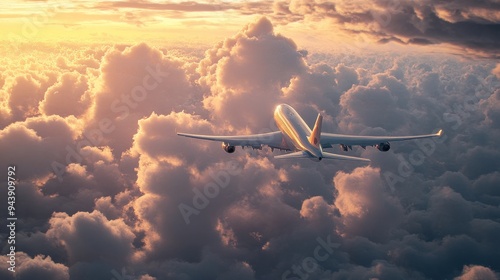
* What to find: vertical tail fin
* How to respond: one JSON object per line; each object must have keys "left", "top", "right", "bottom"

{"left": 309, "top": 113, "right": 322, "bottom": 148}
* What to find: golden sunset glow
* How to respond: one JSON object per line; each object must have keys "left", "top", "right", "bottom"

{"left": 1, "top": 0, "right": 258, "bottom": 45}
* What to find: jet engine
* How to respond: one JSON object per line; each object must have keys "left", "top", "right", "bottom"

{"left": 376, "top": 142, "right": 390, "bottom": 152}
{"left": 222, "top": 142, "right": 235, "bottom": 153}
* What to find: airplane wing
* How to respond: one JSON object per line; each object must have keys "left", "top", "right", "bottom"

{"left": 320, "top": 129, "right": 443, "bottom": 149}
{"left": 177, "top": 131, "right": 291, "bottom": 151}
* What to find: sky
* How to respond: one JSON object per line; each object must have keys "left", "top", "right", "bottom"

{"left": 0, "top": 1, "right": 500, "bottom": 280}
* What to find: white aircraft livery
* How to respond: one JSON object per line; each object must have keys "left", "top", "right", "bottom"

{"left": 177, "top": 104, "right": 443, "bottom": 162}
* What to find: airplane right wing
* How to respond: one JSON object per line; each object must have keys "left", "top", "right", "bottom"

{"left": 177, "top": 131, "right": 291, "bottom": 151}
{"left": 320, "top": 129, "right": 443, "bottom": 150}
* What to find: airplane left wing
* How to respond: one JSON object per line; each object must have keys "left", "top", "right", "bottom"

{"left": 320, "top": 129, "right": 443, "bottom": 150}
{"left": 177, "top": 131, "right": 290, "bottom": 151}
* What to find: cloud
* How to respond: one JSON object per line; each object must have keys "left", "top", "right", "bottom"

{"left": 46, "top": 211, "right": 135, "bottom": 264}
{"left": 339, "top": 80, "right": 408, "bottom": 131}
{"left": 7, "top": 75, "right": 44, "bottom": 121}
{"left": 199, "top": 16, "right": 307, "bottom": 131}
{"left": 0, "top": 115, "right": 80, "bottom": 180}
{"left": 128, "top": 111, "right": 228, "bottom": 262}
{"left": 0, "top": 253, "right": 69, "bottom": 280}
{"left": 94, "top": 1, "right": 230, "bottom": 12}
{"left": 334, "top": 166, "right": 404, "bottom": 242}
{"left": 273, "top": 0, "right": 500, "bottom": 58}
{"left": 455, "top": 265, "right": 498, "bottom": 280}
{"left": 493, "top": 63, "right": 500, "bottom": 79}
{"left": 16, "top": 254, "right": 69, "bottom": 280}
{"left": 484, "top": 88, "right": 500, "bottom": 129}
{"left": 89, "top": 42, "right": 193, "bottom": 155}
{"left": 39, "top": 71, "right": 91, "bottom": 117}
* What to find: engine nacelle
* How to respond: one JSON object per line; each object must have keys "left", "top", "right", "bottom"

{"left": 376, "top": 142, "right": 390, "bottom": 152}
{"left": 222, "top": 142, "right": 235, "bottom": 153}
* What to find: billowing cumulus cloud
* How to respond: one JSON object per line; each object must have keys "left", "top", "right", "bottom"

{"left": 0, "top": 115, "right": 80, "bottom": 180}
{"left": 1, "top": 16, "right": 500, "bottom": 280}
{"left": 7, "top": 75, "right": 45, "bottom": 121}
{"left": 493, "top": 63, "right": 500, "bottom": 79}
{"left": 89, "top": 42, "right": 193, "bottom": 155}
{"left": 39, "top": 72, "right": 91, "bottom": 117}
{"left": 0, "top": 253, "right": 69, "bottom": 280}
{"left": 334, "top": 166, "right": 404, "bottom": 242}
{"left": 455, "top": 265, "right": 498, "bottom": 280}
{"left": 46, "top": 211, "right": 135, "bottom": 264}
{"left": 199, "top": 17, "right": 307, "bottom": 131}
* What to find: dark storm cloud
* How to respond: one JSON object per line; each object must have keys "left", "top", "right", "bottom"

{"left": 1, "top": 16, "right": 500, "bottom": 280}
{"left": 274, "top": 0, "right": 500, "bottom": 57}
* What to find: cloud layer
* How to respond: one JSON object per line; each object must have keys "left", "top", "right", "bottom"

{"left": 1, "top": 16, "right": 500, "bottom": 280}
{"left": 273, "top": 0, "right": 500, "bottom": 58}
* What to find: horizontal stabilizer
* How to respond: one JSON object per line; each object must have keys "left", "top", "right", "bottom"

{"left": 274, "top": 151, "right": 310, "bottom": 159}
{"left": 322, "top": 152, "right": 370, "bottom": 162}
{"left": 275, "top": 151, "right": 370, "bottom": 162}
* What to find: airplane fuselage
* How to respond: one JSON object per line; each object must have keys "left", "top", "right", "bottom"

{"left": 274, "top": 104, "right": 323, "bottom": 159}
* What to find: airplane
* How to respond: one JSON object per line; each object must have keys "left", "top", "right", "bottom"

{"left": 177, "top": 104, "right": 443, "bottom": 162}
